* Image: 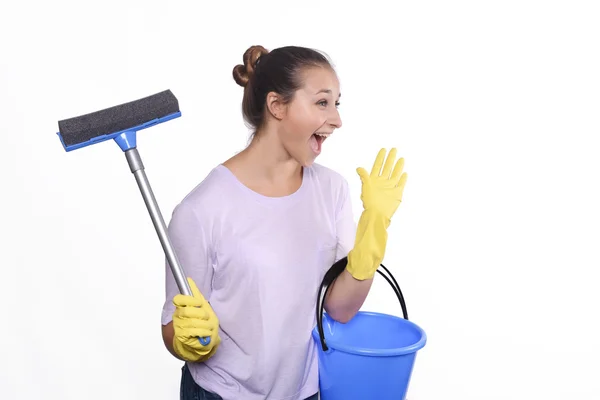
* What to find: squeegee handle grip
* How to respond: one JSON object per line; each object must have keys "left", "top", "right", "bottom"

{"left": 124, "top": 147, "right": 211, "bottom": 346}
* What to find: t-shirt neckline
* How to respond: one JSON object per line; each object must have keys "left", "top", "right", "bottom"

{"left": 215, "top": 164, "right": 309, "bottom": 206}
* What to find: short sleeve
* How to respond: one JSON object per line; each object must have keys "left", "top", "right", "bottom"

{"left": 161, "top": 201, "right": 214, "bottom": 325}
{"left": 335, "top": 178, "right": 357, "bottom": 262}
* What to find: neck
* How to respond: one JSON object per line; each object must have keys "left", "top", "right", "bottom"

{"left": 239, "top": 129, "right": 302, "bottom": 184}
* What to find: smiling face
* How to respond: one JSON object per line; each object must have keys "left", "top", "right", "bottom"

{"left": 272, "top": 66, "right": 342, "bottom": 166}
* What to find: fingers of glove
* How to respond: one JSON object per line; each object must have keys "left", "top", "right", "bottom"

{"left": 174, "top": 321, "right": 217, "bottom": 340}
{"left": 381, "top": 148, "right": 397, "bottom": 179}
{"left": 174, "top": 304, "right": 210, "bottom": 320}
{"left": 176, "top": 326, "right": 216, "bottom": 341}
{"left": 356, "top": 167, "right": 370, "bottom": 182}
{"left": 370, "top": 148, "right": 387, "bottom": 177}
{"left": 391, "top": 157, "right": 405, "bottom": 184}
{"left": 397, "top": 172, "right": 408, "bottom": 190}
{"left": 174, "top": 336, "right": 214, "bottom": 358}
{"left": 173, "top": 340, "right": 203, "bottom": 361}
{"left": 177, "top": 329, "right": 220, "bottom": 354}
{"left": 181, "top": 337, "right": 219, "bottom": 359}
{"left": 173, "top": 310, "right": 216, "bottom": 330}
{"left": 173, "top": 293, "right": 203, "bottom": 308}
{"left": 186, "top": 277, "right": 207, "bottom": 302}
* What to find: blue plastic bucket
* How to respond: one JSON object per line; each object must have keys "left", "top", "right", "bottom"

{"left": 312, "top": 258, "right": 427, "bottom": 400}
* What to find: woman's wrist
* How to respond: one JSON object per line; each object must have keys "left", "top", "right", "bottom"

{"left": 346, "top": 209, "right": 390, "bottom": 280}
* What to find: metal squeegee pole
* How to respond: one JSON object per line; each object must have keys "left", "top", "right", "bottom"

{"left": 124, "top": 147, "right": 192, "bottom": 297}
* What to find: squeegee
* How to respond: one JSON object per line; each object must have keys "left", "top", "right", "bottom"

{"left": 56, "top": 90, "right": 210, "bottom": 346}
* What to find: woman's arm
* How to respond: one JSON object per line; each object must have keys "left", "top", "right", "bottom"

{"left": 322, "top": 177, "right": 373, "bottom": 323}
{"left": 324, "top": 149, "right": 407, "bottom": 323}
{"left": 324, "top": 269, "right": 373, "bottom": 323}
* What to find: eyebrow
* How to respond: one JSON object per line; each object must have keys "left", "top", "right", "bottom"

{"left": 315, "top": 89, "right": 341, "bottom": 98}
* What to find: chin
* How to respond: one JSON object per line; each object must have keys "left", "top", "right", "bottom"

{"left": 293, "top": 158, "right": 313, "bottom": 168}
{"left": 287, "top": 144, "right": 319, "bottom": 168}
{"left": 298, "top": 153, "right": 319, "bottom": 167}
{"left": 284, "top": 149, "right": 309, "bottom": 167}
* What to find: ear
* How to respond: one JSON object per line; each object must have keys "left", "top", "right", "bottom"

{"left": 265, "top": 91, "right": 287, "bottom": 120}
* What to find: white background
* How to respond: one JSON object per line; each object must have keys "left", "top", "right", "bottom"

{"left": 2, "top": 1, "right": 599, "bottom": 399}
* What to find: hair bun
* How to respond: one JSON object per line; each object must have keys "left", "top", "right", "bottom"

{"left": 233, "top": 45, "right": 269, "bottom": 87}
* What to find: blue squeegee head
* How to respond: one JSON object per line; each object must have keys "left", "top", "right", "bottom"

{"left": 56, "top": 90, "right": 181, "bottom": 152}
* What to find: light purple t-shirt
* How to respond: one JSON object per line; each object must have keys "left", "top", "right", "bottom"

{"left": 161, "top": 163, "right": 356, "bottom": 400}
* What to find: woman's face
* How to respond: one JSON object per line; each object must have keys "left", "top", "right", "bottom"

{"left": 277, "top": 66, "right": 342, "bottom": 166}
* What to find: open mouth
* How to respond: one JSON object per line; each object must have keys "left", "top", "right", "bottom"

{"left": 310, "top": 132, "right": 331, "bottom": 154}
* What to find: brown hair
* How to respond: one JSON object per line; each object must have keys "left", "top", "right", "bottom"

{"left": 232, "top": 45, "right": 334, "bottom": 134}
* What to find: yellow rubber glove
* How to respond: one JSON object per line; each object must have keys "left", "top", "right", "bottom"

{"left": 172, "top": 277, "right": 221, "bottom": 362}
{"left": 347, "top": 148, "right": 407, "bottom": 280}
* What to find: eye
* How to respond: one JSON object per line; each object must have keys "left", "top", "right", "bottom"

{"left": 317, "top": 99, "right": 341, "bottom": 108}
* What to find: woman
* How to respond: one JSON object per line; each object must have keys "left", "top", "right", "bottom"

{"left": 160, "top": 45, "right": 407, "bottom": 400}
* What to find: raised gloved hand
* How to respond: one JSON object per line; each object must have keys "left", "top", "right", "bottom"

{"left": 347, "top": 148, "right": 407, "bottom": 280}
{"left": 172, "top": 277, "right": 221, "bottom": 362}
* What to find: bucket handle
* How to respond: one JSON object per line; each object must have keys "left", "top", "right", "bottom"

{"left": 316, "top": 256, "right": 408, "bottom": 352}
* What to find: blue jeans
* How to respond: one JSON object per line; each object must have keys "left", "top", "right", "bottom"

{"left": 180, "top": 364, "right": 319, "bottom": 400}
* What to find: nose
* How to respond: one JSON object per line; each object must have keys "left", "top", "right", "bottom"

{"left": 328, "top": 107, "right": 342, "bottom": 129}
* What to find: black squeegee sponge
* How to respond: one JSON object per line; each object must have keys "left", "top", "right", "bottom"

{"left": 58, "top": 90, "right": 180, "bottom": 148}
